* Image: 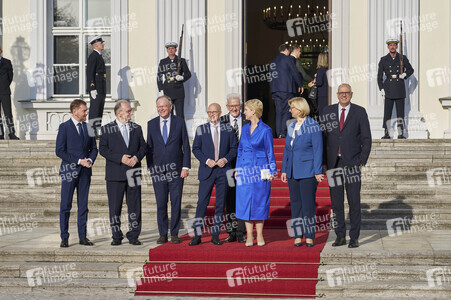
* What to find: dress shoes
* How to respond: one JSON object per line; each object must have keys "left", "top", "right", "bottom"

{"left": 189, "top": 236, "right": 201, "bottom": 246}
{"left": 111, "top": 239, "right": 122, "bottom": 246}
{"left": 60, "top": 238, "right": 69, "bottom": 248}
{"left": 294, "top": 238, "right": 302, "bottom": 247}
{"left": 398, "top": 134, "right": 406, "bottom": 139}
{"left": 0, "top": 135, "right": 4, "bottom": 140}
{"left": 211, "top": 236, "right": 222, "bottom": 245}
{"left": 157, "top": 235, "right": 168, "bottom": 244}
{"left": 171, "top": 235, "right": 181, "bottom": 244}
{"left": 224, "top": 234, "right": 237, "bottom": 243}
{"left": 332, "top": 237, "right": 346, "bottom": 247}
{"left": 129, "top": 239, "right": 142, "bottom": 245}
{"left": 8, "top": 134, "right": 19, "bottom": 140}
{"left": 237, "top": 235, "right": 246, "bottom": 243}
{"left": 306, "top": 242, "right": 314, "bottom": 247}
{"left": 348, "top": 239, "right": 359, "bottom": 248}
{"left": 79, "top": 237, "right": 94, "bottom": 246}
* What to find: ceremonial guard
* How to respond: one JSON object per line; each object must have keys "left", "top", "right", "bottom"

{"left": 157, "top": 42, "right": 191, "bottom": 119}
{"left": 377, "top": 38, "right": 414, "bottom": 139}
{"left": 87, "top": 35, "right": 107, "bottom": 136}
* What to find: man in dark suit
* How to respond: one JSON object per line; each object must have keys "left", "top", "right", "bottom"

{"left": 99, "top": 100, "right": 147, "bottom": 246}
{"left": 0, "top": 46, "right": 18, "bottom": 140}
{"left": 270, "top": 44, "right": 303, "bottom": 138}
{"left": 56, "top": 99, "right": 98, "bottom": 247}
{"left": 320, "top": 83, "right": 372, "bottom": 248}
{"left": 219, "top": 93, "right": 248, "bottom": 243}
{"left": 157, "top": 42, "right": 192, "bottom": 119}
{"left": 189, "top": 103, "right": 237, "bottom": 246}
{"left": 377, "top": 38, "right": 414, "bottom": 139}
{"left": 146, "top": 95, "right": 191, "bottom": 244}
{"left": 87, "top": 35, "right": 107, "bottom": 136}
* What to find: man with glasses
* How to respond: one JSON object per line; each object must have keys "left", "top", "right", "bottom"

{"left": 146, "top": 96, "right": 191, "bottom": 244}
{"left": 320, "top": 83, "right": 372, "bottom": 249}
{"left": 87, "top": 35, "right": 106, "bottom": 137}
{"left": 219, "top": 93, "right": 248, "bottom": 243}
{"left": 189, "top": 103, "right": 237, "bottom": 245}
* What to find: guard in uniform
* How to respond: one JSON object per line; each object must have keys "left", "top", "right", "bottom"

{"left": 157, "top": 42, "right": 191, "bottom": 119}
{"left": 87, "top": 35, "right": 107, "bottom": 136}
{"left": 377, "top": 38, "right": 414, "bottom": 139}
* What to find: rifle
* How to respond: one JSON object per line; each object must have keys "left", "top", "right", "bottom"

{"left": 177, "top": 24, "right": 184, "bottom": 75}
{"left": 399, "top": 20, "right": 403, "bottom": 75}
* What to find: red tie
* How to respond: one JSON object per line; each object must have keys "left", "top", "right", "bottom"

{"left": 339, "top": 108, "right": 346, "bottom": 131}
{"left": 338, "top": 108, "right": 345, "bottom": 154}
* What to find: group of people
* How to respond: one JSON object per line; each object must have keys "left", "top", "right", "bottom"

{"left": 55, "top": 82, "right": 371, "bottom": 249}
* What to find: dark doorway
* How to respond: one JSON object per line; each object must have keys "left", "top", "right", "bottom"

{"left": 244, "top": 0, "right": 330, "bottom": 135}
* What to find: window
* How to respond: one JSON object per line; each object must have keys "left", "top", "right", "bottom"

{"left": 52, "top": 0, "right": 111, "bottom": 96}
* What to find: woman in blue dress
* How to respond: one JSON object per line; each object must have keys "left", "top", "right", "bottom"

{"left": 235, "top": 99, "right": 277, "bottom": 247}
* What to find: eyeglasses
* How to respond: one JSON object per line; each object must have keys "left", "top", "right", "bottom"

{"left": 337, "top": 92, "right": 352, "bottom": 95}
{"left": 157, "top": 105, "right": 170, "bottom": 109}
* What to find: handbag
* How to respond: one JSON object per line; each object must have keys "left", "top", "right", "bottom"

{"left": 307, "top": 85, "right": 318, "bottom": 117}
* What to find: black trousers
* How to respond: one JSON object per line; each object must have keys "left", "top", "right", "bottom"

{"left": 328, "top": 157, "right": 362, "bottom": 240}
{"left": 383, "top": 97, "right": 405, "bottom": 131}
{"left": 225, "top": 185, "right": 245, "bottom": 237}
{"left": 272, "top": 92, "right": 296, "bottom": 137}
{"left": 88, "top": 93, "right": 106, "bottom": 133}
{"left": 171, "top": 97, "right": 185, "bottom": 120}
{"left": 106, "top": 180, "right": 142, "bottom": 241}
{"left": 0, "top": 94, "right": 15, "bottom": 136}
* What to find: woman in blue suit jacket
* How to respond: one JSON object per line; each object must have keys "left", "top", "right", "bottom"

{"left": 236, "top": 99, "right": 277, "bottom": 247}
{"left": 281, "top": 97, "right": 324, "bottom": 247}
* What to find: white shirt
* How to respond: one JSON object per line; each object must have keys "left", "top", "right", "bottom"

{"left": 290, "top": 123, "right": 302, "bottom": 147}
{"left": 338, "top": 103, "right": 351, "bottom": 123}
{"left": 206, "top": 122, "right": 221, "bottom": 165}
{"left": 71, "top": 117, "right": 92, "bottom": 165}
{"left": 229, "top": 114, "right": 242, "bottom": 139}
{"left": 159, "top": 115, "right": 171, "bottom": 137}
{"left": 116, "top": 119, "right": 129, "bottom": 142}
{"left": 94, "top": 49, "right": 102, "bottom": 55}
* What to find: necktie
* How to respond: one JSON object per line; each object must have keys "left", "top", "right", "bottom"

{"left": 163, "top": 120, "right": 168, "bottom": 144}
{"left": 122, "top": 124, "right": 129, "bottom": 147}
{"left": 77, "top": 123, "right": 83, "bottom": 136}
{"left": 339, "top": 108, "right": 345, "bottom": 154}
{"left": 213, "top": 125, "right": 219, "bottom": 161}
{"left": 233, "top": 118, "right": 239, "bottom": 140}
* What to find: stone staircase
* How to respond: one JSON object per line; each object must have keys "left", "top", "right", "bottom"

{"left": 0, "top": 139, "right": 450, "bottom": 298}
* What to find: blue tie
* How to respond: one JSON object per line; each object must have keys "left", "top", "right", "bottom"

{"left": 163, "top": 120, "right": 168, "bottom": 144}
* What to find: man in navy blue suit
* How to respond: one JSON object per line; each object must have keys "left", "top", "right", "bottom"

{"left": 56, "top": 99, "right": 98, "bottom": 247}
{"left": 270, "top": 44, "right": 303, "bottom": 138}
{"left": 189, "top": 103, "right": 237, "bottom": 246}
{"left": 146, "top": 95, "right": 191, "bottom": 244}
{"left": 320, "top": 83, "right": 372, "bottom": 248}
{"left": 99, "top": 100, "right": 147, "bottom": 246}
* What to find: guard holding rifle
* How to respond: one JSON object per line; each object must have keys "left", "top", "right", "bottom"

{"left": 87, "top": 35, "right": 107, "bottom": 137}
{"left": 157, "top": 35, "right": 191, "bottom": 119}
{"left": 377, "top": 35, "right": 414, "bottom": 139}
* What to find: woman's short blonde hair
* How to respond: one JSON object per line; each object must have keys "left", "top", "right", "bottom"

{"left": 288, "top": 97, "right": 310, "bottom": 117}
{"left": 317, "top": 52, "right": 328, "bottom": 68}
{"left": 245, "top": 99, "right": 263, "bottom": 119}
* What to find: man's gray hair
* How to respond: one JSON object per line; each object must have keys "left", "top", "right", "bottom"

{"left": 114, "top": 100, "right": 130, "bottom": 115}
{"left": 156, "top": 95, "right": 173, "bottom": 105}
{"left": 337, "top": 83, "right": 352, "bottom": 92}
{"left": 226, "top": 93, "right": 242, "bottom": 105}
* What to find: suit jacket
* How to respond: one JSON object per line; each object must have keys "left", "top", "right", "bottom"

{"left": 290, "top": 55, "right": 312, "bottom": 82}
{"left": 220, "top": 113, "right": 249, "bottom": 167}
{"left": 146, "top": 115, "right": 191, "bottom": 175}
{"left": 99, "top": 121, "right": 147, "bottom": 181}
{"left": 281, "top": 116, "right": 323, "bottom": 179}
{"left": 320, "top": 103, "right": 372, "bottom": 169}
{"left": 55, "top": 119, "right": 98, "bottom": 177}
{"left": 0, "top": 57, "right": 13, "bottom": 95}
{"left": 86, "top": 51, "right": 106, "bottom": 94}
{"left": 270, "top": 53, "right": 303, "bottom": 94}
{"left": 192, "top": 122, "right": 237, "bottom": 181}
{"left": 157, "top": 55, "right": 192, "bottom": 99}
{"left": 377, "top": 52, "right": 414, "bottom": 99}
{"left": 315, "top": 67, "right": 329, "bottom": 100}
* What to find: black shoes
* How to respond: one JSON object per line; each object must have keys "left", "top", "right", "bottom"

{"left": 224, "top": 234, "right": 236, "bottom": 243}
{"left": 189, "top": 236, "right": 201, "bottom": 246}
{"left": 79, "top": 237, "right": 94, "bottom": 246}
{"left": 237, "top": 235, "right": 246, "bottom": 243}
{"left": 8, "top": 134, "right": 19, "bottom": 140}
{"left": 60, "top": 238, "right": 69, "bottom": 248}
{"left": 157, "top": 235, "right": 168, "bottom": 244}
{"left": 111, "top": 239, "right": 122, "bottom": 246}
{"left": 398, "top": 134, "right": 406, "bottom": 139}
{"left": 211, "top": 235, "right": 222, "bottom": 245}
{"left": 171, "top": 235, "right": 181, "bottom": 244}
{"left": 129, "top": 239, "right": 142, "bottom": 245}
{"left": 332, "top": 237, "right": 347, "bottom": 247}
{"left": 348, "top": 239, "right": 359, "bottom": 248}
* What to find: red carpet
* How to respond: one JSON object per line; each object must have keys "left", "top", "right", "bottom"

{"left": 135, "top": 139, "right": 331, "bottom": 298}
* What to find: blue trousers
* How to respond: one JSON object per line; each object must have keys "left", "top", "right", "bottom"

{"left": 287, "top": 176, "right": 318, "bottom": 239}
{"left": 272, "top": 92, "right": 296, "bottom": 137}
